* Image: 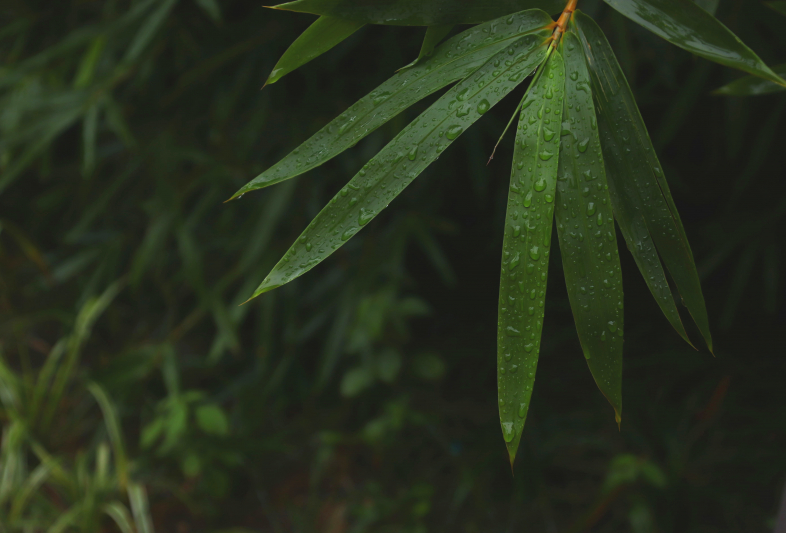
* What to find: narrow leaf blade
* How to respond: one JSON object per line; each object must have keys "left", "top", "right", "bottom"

{"left": 602, "top": 0, "right": 785, "bottom": 85}
{"left": 233, "top": 9, "right": 553, "bottom": 198}
{"left": 714, "top": 63, "right": 786, "bottom": 96}
{"left": 556, "top": 32, "right": 623, "bottom": 425}
{"left": 398, "top": 24, "right": 454, "bottom": 71}
{"left": 265, "top": 15, "right": 364, "bottom": 86}
{"left": 574, "top": 11, "right": 712, "bottom": 352}
{"left": 498, "top": 48, "right": 564, "bottom": 465}
{"left": 249, "top": 33, "right": 551, "bottom": 299}
{"left": 271, "top": 0, "right": 565, "bottom": 25}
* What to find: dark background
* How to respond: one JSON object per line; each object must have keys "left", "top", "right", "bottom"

{"left": 1, "top": 0, "right": 785, "bottom": 531}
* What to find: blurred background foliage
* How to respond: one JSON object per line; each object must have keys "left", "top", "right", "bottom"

{"left": 0, "top": 0, "right": 784, "bottom": 531}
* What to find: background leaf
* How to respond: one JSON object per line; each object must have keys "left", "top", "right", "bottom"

{"left": 265, "top": 15, "right": 365, "bottom": 86}
{"left": 556, "top": 31, "right": 623, "bottom": 426}
{"left": 574, "top": 11, "right": 712, "bottom": 352}
{"left": 272, "top": 0, "right": 565, "bottom": 25}
{"left": 714, "top": 63, "right": 786, "bottom": 95}
{"left": 497, "top": 49, "right": 564, "bottom": 465}
{"left": 602, "top": 0, "right": 785, "bottom": 84}
{"left": 398, "top": 24, "right": 454, "bottom": 71}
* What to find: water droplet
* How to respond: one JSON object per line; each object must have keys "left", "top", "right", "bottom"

{"left": 583, "top": 170, "right": 594, "bottom": 181}
{"left": 349, "top": 197, "right": 358, "bottom": 206}
{"left": 607, "top": 321, "right": 618, "bottom": 333}
{"left": 570, "top": 71, "right": 579, "bottom": 81}
{"left": 518, "top": 402, "right": 528, "bottom": 418}
{"left": 545, "top": 86, "right": 553, "bottom": 99}
{"left": 506, "top": 326, "right": 521, "bottom": 337}
{"left": 446, "top": 125, "right": 464, "bottom": 140}
{"left": 584, "top": 350, "right": 591, "bottom": 360}
{"left": 529, "top": 246, "right": 540, "bottom": 261}
{"left": 457, "top": 87, "right": 470, "bottom": 101}
{"left": 543, "top": 127, "right": 555, "bottom": 141}
{"left": 545, "top": 194, "right": 554, "bottom": 203}
{"left": 587, "top": 202, "right": 596, "bottom": 216}
{"left": 372, "top": 92, "right": 390, "bottom": 106}
{"left": 502, "top": 423, "right": 516, "bottom": 443}
{"left": 456, "top": 103, "right": 472, "bottom": 117}
{"left": 523, "top": 191, "right": 532, "bottom": 208}
{"left": 358, "top": 208, "right": 374, "bottom": 226}
{"left": 578, "top": 138, "right": 589, "bottom": 153}
{"left": 477, "top": 99, "right": 491, "bottom": 114}
{"left": 597, "top": 213, "right": 603, "bottom": 226}
{"left": 341, "top": 227, "right": 358, "bottom": 241}
{"left": 534, "top": 179, "right": 546, "bottom": 192}
{"left": 539, "top": 150, "right": 554, "bottom": 161}
{"left": 306, "top": 243, "right": 312, "bottom": 251}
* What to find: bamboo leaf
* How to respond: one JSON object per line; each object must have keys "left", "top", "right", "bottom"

{"left": 555, "top": 32, "right": 623, "bottom": 426}
{"left": 398, "top": 24, "right": 454, "bottom": 71}
{"left": 602, "top": 0, "right": 785, "bottom": 85}
{"left": 248, "top": 33, "right": 551, "bottom": 299}
{"left": 265, "top": 16, "right": 365, "bottom": 86}
{"left": 574, "top": 11, "right": 712, "bottom": 352}
{"left": 497, "top": 48, "right": 564, "bottom": 466}
{"left": 232, "top": 9, "right": 554, "bottom": 199}
{"left": 714, "top": 63, "right": 786, "bottom": 95}
{"left": 271, "top": 0, "right": 564, "bottom": 25}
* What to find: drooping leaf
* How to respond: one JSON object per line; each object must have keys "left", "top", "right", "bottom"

{"left": 767, "top": 1, "right": 786, "bottom": 17}
{"left": 497, "top": 47, "right": 564, "bottom": 465}
{"left": 714, "top": 63, "right": 786, "bottom": 95}
{"left": 271, "top": 0, "right": 565, "bottom": 25}
{"left": 574, "top": 11, "right": 712, "bottom": 352}
{"left": 248, "top": 33, "right": 551, "bottom": 299}
{"left": 398, "top": 24, "right": 454, "bottom": 71}
{"left": 555, "top": 31, "right": 623, "bottom": 426}
{"left": 232, "top": 9, "right": 553, "bottom": 199}
{"left": 693, "top": 0, "right": 719, "bottom": 15}
{"left": 602, "top": 0, "right": 785, "bottom": 85}
{"left": 265, "top": 15, "right": 365, "bottom": 86}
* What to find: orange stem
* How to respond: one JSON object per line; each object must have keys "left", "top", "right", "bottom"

{"left": 550, "top": 0, "right": 578, "bottom": 47}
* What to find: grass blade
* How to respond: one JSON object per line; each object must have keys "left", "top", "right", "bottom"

{"left": 248, "top": 32, "right": 551, "bottom": 299}
{"left": 602, "top": 0, "right": 785, "bottom": 85}
{"left": 231, "top": 9, "right": 553, "bottom": 199}
{"left": 555, "top": 32, "right": 623, "bottom": 426}
{"left": 271, "top": 0, "right": 564, "bottom": 25}
{"left": 498, "top": 48, "right": 564, "bottom": 466}
{"left": 574, "top": 11, "right": 712, "bottom": 352}
{"left": 265, "top": 16, "right": 365, "bottom": 86}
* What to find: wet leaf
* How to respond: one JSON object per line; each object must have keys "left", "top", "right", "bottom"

{"left": 271, "top": 0, "right": 564, "bottom": 25}
{"left": 714, "top": 63, "right": 786, "bottom": 95}
{"left": 602, "top": 0, "right": 785, "bottom": 85}
{"left": 767, "top": 1, "right": 786, "bottom": 17}
{"left": 248, "top": 32, "right": 551, "bottom": 299}
{"left": 574, "top": 11, "right": 712, "bottom": 352}
{"left": 265, "top": 15, "right": 365, "bottom": 86}
{"left": 497, "top": 48, "right": 564, "bottom": 465}
{"left": 232, "top": 9, "right": 553, "bottom": 198}
{"left": 555, "top": 31, "right": 623, "bottom": 426}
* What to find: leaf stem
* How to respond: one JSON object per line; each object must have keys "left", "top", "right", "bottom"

{"left": 550, "top": 0, "right": 578, "bottom": 48}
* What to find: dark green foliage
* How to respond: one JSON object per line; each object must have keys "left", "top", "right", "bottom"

{"left": 1, "top": 0, "right": 786, "bottom": 531}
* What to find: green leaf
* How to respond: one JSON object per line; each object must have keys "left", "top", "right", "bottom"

{"left": 574, "top": 11, "right": 712, "bottom": 352}
{"left": 555, "top": 32, "right": 623, "bottom": 426}
{"left": 714, "top": 63, "right": 786, "bottom": 95}
{"left": 602, "top": 0, "right": 785, "bottom": 85}
{"left": 271, "top": 0, "right": 564, "bottom": 25}
{"left": 398, "top": 24, "right": 454, "bottom": 71}
{"left": 497, "top": 48, "right": 564, "bottom": 465}
{"left": 693, "top": 0, "right": 719, "bottom": 15}
{"left": 195, "top": 404, "right": 230, "bottom": 435}
{"left": 767, "top": 1, "right": 786, "bottom": 17}
{"left": 247, "top": 33, "right": 551, "bottom": 299}
{"left": 265, "top": 15, "right": 365, "bottom": 86}
{"left": 232, "top": 9, "right": 554, "bottom": 198}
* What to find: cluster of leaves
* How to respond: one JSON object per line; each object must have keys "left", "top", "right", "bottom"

{"left": 239, "top": 0, "right": 783, "bottom": 463}
{"left": 2, "top": 0, "right": 785, "bottom": 531}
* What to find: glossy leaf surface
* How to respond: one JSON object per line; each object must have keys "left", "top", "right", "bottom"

{"left": 265, "top": 15, "right": 364, "bottom": 86}
{"left": 233, "top": 10, "right": 553, "bottom": 199}
{"left": 574, "top": 11, "right": 712, "bottom": 351}
{"left": 498, "top": 49, "right": 564, "bottom": 465}
{"left": 271, "top": 0, "right": 564, "bottom": 25}
{"left": 249, "top": 34, "right": 550, "bottom": 299}
{"left": 556, "top": 32, "right": 623, "bottom": 425}
{"left": 399, "top": 25, "right": 454, "bottom": 71}
{"left": 603, "top": 0, "right": 785, "bottom": 84}
{"left": 715, "top": 63, "right": 786, "bottom": 95}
